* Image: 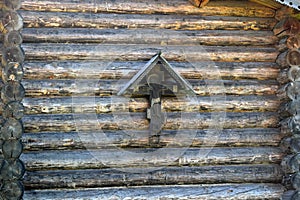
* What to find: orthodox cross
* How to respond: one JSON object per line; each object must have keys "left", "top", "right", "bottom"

{"left": 118, "top": 52, "right": 195, "bottom": 146}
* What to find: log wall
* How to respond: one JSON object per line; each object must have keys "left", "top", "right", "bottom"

{"left": 7, "top": 0, "right": 287, "bottom": 199}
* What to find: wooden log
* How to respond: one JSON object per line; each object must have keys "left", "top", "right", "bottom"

{"left": 287, "top": 35, "right": 300, "bottom": 49}
{"left": 22, "top": 128, "right": 285, "bottom": 151}
{"left": 22, "top": 61, "right": 280, "bottom": 81}
{"left": 19, "top": 0, "right": 275, "bottom": 18}
{"left": 276, "top": 50, "right": 289, "bottom": 68}
{"left": 21, "top": 11, "right": 277, "bottom": 31}
{"left": 282, "top": 190, "right": 298, "bottom": 200}
{"left": 281, "top": 154, "right": 300, "bottom": 174}
{"left": 22, "top": 79, "right": 279, "bottom": 97}
{"left": 287, "top": 49, "right": 300, "bottom": 67}
{"left": 189, "top": 0, "right": 210, "bottom": 8}
{"left": 278, "top": 66, "right": 300, "bottom": 84}
{"left": 23, "top": 184, "right": 285, "bottom": 200}
{"left": 277, "top": 68, "right": 290, "bottom": 84}
{"left": 21, "top": 43, "right": 279, "bottom": 63}
{"left": 286, "top": 82, "right": 300, "bottom": 101}
{"left": 276, "top": 37, "right": 288, "bottom": 52}
{"left": 273, "top": 17, "right": 300, "bottom": 37}
{"left": 19, "top": 28, "right": 278, "bottom": 46}
{"left": 2, "top": 0, "right": 22, "bottom": 10}
{"left": 278, "top": 99, "right": 300, "bottom": 118}
{"left": 290, "top": 137, "right": 300, "bottom": 153}
{"left": 23, "top": 165, "right": 283, "bottom": 189}
{"left": 291, "top": 172, "right": 300, "bottom": 190}
{"left": 21, "top": 96, "right": 281, "bottom": 115}
{"left": 22, "top": 112, "right": 279, "bottom": 133}
{"left": 280, "top": 117, "right": 299, "bottom": 135}
{"left": 22, "top": 147, "right": 284, "bottom": 170}
{"left": 288, "top": 66, "right": 300, "bottom": 81}
{"left": 0, "top": 11, "right": 23, "bottom": 33}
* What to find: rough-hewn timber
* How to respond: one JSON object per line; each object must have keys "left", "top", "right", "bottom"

{"left": 21, "top": 11, "right": 277, "bottom": 31}
{"left": 18, "top": 0, "right": 275, "bottom": 17}
{"left": 22, "top": 112, "right": 279, "bottom": 133}
{"left": 23, "top": 184, "right": 285, "bottom": 200}
{"left": 17, "top": 28, "right": 278, "bottom": 46}
{"left": 21, "top": 44, "right": 279, "bottom": 62}
{"left": 21, "top": 147, "right": 283, "bottom": 170}
{"left": 22, "top": 79, "right": 278, "bottom": 97}
{"left": 22, "top": 128, "right": 285, "bottom": 150}
{"left": 23, "top": 165, "right": 283, "bottom": 189}
{"left": 20, "top": 96, "right": 280, "bottom": 115}
{"left": 22, "top": 61, "right": 279, "bottom": 81}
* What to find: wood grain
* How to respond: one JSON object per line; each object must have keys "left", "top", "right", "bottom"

{"left": 22, "top": 43, "right": 279, "bottom": 62}
{"left": 23, "top": 184, "right": 285, "bottom": 200}
{"left": 22, "top": 61, "right": 279, "bottom": 80}
{"left": 19, "top": 28, "right": 278, "bottom": 46}
{"left": 22, "top": 128, "right": 285, "bottom": 150}
{"left": 21, "top": 11, "right": 277, "bottom": 31}
{"left": 22, "top": 147, "right": 283, "bottom": 170}
{"left": 20, "top": 96, "right": 281, "bottom": 115}
{"left": 23, "top": 165, "right": 283, "bottom": 189}
{"left": 22, "top": 112, "right": 279, "bottom": 133}
{"left": 22, "top": 79, "right": 279, "bottom": 97}
{"left": 19, "top": 0, "right": 275, "bottom": 17}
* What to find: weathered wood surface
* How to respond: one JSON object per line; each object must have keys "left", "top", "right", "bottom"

{"left": 22, "top": 61, "right": 279, "bottom": 80}
{"left": 21, "top": 96, "right": 280, "bottom": 115}
{"left": 23, "top": 165, "right": 283, "bottom": 189}
{"left": 22, "top": 128, "right": 285, "bottom": 150}
{"left": 19, "top": 28, "right": 278, "bottom": 46}
{"left": 24, "top": 184, "right": 285, "bottom": 200}
{"left": 22, "top": 112, "right": 279, "bottom": 133}
{"left": 22, "top": 79, "right": 279, "bottom": 97}
{"left": 21, "top": 147, "right": 283, "bottom": 170}
{"left": 22, "top": 44, "right": 279, "bottom": 62}
{"left": 21, "top": 11, "right": 277, "bottom": 31}
{"left": 19, "top": 0, "right": 275, "bottom": 18}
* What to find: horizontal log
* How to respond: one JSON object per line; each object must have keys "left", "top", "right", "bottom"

{"left": 19, "top": 28, "right": 278, "bottom": 46}
{"left": 19, "top": 0, "right": 275, "bottom": 17}
{"left": 22, "top": 128, "right": 285, "bottom": 150}
{"left": 22, "top": 147, "right": 283, "bottom": 170}
{"left": 21, "top": 11, "right": 277, "bottom": 31}
{"left": 23, "top": 165, "right": 283, "bottom": 189}
{"left": 22, "top": 79, "right": 279, "bottom": 97}
{"left": 21, "top": 96, "right": 281, "bottom": 115}
{"left": 22, "top": 112, "right": 279, "bottom": 133}
{"left": 22, "top": 61, "right": 280, "bottom": 80}
{"left": 23, "top": 184, "right": 285, "bottom": 200}
{"left": 22, "top": 43, "right": 279, "bottom": 62}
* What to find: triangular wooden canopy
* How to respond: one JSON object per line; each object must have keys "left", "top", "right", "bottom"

{"left": 118, "top": 53, "right": 195, "bottom": 97}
